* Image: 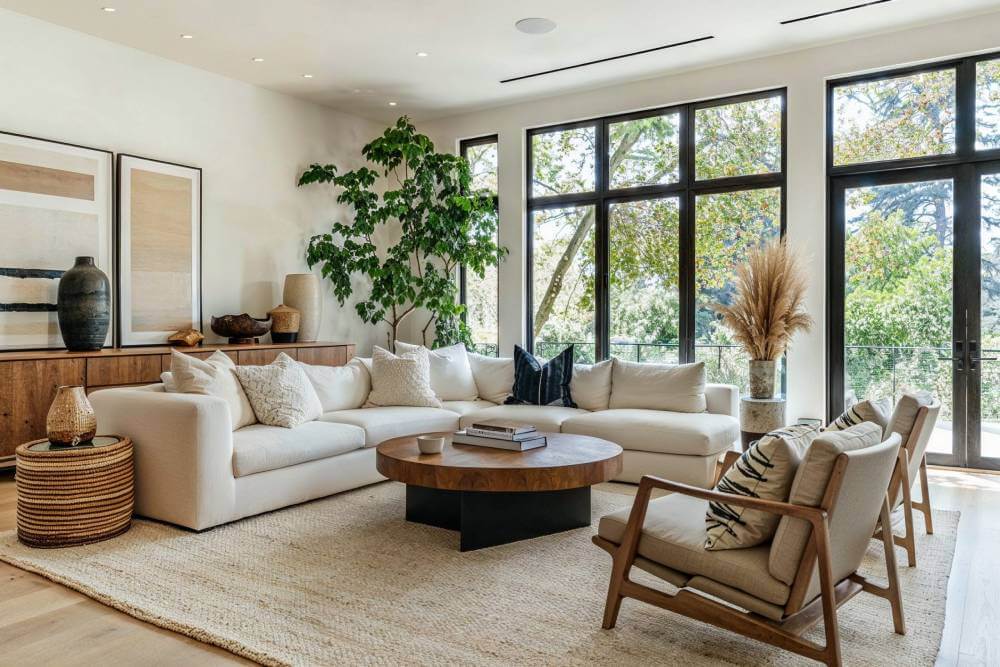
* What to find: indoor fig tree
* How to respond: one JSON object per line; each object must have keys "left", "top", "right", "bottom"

{"left": 299, "top": 116, "right": 505, "bottom": 350}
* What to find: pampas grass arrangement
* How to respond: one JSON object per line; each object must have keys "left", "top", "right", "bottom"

{"left": 713, "top": 239, "right": 813, "bottom": 361}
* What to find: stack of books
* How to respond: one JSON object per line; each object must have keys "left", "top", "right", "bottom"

{"left": 452, "top": 420, "right": 547, "bottom": 451}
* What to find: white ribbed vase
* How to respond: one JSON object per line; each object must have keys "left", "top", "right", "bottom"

{"left": 282, "top": 274, "right": 322, "bottom": 343}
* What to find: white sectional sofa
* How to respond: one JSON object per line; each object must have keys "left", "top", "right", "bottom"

{"left": 91, "top": 353, "right": 739, "bottom": 531}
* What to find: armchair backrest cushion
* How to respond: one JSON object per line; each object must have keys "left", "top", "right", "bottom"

{"left": 609, "top": 359, "right": 706, "bottom": 413}
{"left": 768, "top": 421, "right": 883, "bottom": 584}
{"left": 884, "top": 391, "right": 933, "bottom": 446}
{"left": 889, "top": 400, "right": 941, "bottom": 508}
{"left": 570, "top": 359, "right": 613, "bottom": 411}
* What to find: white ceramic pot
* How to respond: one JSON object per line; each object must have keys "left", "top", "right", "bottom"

{"left": 282, "top": 274, "right": 322, "bottom": 343}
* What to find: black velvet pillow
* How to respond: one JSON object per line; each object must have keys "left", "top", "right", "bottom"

{"left": 504, "top": 344, "right": 576, "bottom": 407}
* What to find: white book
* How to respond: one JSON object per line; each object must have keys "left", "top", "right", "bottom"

{"left": 452, "top": 431, "right": 547, "bottom": 451}
{"left": 465, "top": 427, "right": 540, "bottom": 441}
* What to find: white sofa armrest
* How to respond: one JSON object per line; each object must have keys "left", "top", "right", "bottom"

{"left": 90, "top": 385, "right": 236, "bottom": 530}
{"left": 705, "top": 383, "right": 739, "bottom": 419}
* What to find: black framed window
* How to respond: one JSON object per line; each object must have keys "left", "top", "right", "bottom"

{"left": 459, "top": 135, "right": 500, "bottom": 356}
{"left": 526, "top": 89, "right": 787, "bottom": 392}
{"left": 827, "top": 52, "right": 1000, "bottom": 470}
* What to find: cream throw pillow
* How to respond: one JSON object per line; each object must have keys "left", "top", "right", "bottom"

{"left": 468, "top": 352, "right": 514, "bottom": 404}
{"left": 395, "top": 341, "right": 478, "bottom": 401}
{"left": 299, "top": 358, "right": 371, "bottom": 412}
{"left": 609, "top": 359, "right": 707, "bottom": 413}
{"left": 570, "top": 359, "right": 613, "bottom": 411}
{"left": 170, "top": 350, "right": 256, "bottom": 430}
{"left": 705, "top": 424, "right": 819, "bottom": 550}
{"left": 233, "top": 352, "right": 323, "bottom": 428}
{"left": 367, "top": 346, "right": 441, "bottom": 408}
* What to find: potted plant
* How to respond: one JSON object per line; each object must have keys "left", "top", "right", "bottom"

{"left": 713, "top": 239, "right": 813, "bottom": 398}
{"left": 298, "top": 117, "right": 506, "bottom": 350}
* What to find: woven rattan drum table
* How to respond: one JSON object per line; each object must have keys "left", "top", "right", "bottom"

{"left": 15, "top": 435, "right": 134, "bottom": 548}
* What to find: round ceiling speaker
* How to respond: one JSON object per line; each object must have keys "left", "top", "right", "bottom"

{"left": 515, "top": 17, "right": 557, "bottom": 35}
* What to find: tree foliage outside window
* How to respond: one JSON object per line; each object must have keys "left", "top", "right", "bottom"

{"left": 461, "top": 139, "right": 500, "bottom": 355}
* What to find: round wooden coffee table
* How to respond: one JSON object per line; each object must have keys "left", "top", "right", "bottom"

{"left": 376, "top": 432, "right": 622, "bottom": 551}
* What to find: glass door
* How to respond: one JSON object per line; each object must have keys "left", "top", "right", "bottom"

{"left": 970, "top": 167, "right": 1000, "bottom": 469}
{"left": 832, "top": 170, "right": 961, "bottom": 465}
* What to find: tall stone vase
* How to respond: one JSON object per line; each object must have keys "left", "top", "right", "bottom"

{"left": 748, "top": 359, "right": 777, "bottom": 399}
{"left": 283, "top": 274, "right": 322, "bottom": 342}
{"left": 57, "top": 256, "right": 111, "bottom": 351}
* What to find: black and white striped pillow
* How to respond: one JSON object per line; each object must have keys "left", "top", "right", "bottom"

{"left": 504, "top": 344, "right": 576, "bottom": 407}
{"left": 705, "top": 424, "right": 819, "bottom": 551}
{"left": 825, "top": 398, "right": 889, "bottom": 435}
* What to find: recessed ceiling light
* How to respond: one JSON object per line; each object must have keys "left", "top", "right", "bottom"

{"left": 302, "top": 74, "right": 314, "bottom": 79}
{"left": 415, "top": 51, "right": 429, "bottom": 58}
{"left": 251, "top": 57, "right": 264, "bottom": 62}
{"left": 180, "top": 34, "right": 194, "bottom": 39}
{"left": 515, "top": 17, "right": 556, "bottom": 34}
{"left": 388, "top": 101, "right": 398, "bottom": 107}
{"left": 101, "top": 7, "right": 116, "bottom": 12}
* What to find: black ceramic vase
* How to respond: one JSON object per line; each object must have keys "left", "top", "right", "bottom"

{"left": 57, "top": 256, "right": 111, "bottom": 351}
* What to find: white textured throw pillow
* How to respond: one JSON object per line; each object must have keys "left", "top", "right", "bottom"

{"left": 570, "top": 359, "right": 613, "bottom": 411}
{"left": 233, "top": 352, "right": 323, "bottom": 428}
{"left": 608, "top": 359, "right": 707, "bottom": 413}
{"left": 468, "top": 352, "right": 514, "bottom": 404}
{"left": 170, "top": 350, "right": 256, "bottom": 430}
{"left": 395, "top": 341, "right": 478, "bottom": 401}
{"left": 299, "top": 358, "right": 371, "bottom": 412}
{"left": 367, "top": 346, "right": 441, "bottom": 408}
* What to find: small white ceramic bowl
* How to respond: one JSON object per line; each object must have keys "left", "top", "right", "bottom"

{"left": 417, "top": 435, "right": 445, "bottom": 454}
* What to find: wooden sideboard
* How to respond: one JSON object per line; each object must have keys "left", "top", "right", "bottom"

{"left": 0, "top": 341, "right": 355, "bottom": 467}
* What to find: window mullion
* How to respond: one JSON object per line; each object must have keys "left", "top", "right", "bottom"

{"left": 679, "top": 104, "right": 697, "bottom": 364}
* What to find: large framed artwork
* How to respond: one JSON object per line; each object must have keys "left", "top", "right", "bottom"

{"left": 117, "top": 154, "right": 201, "bottom": 346}
{"left": 0, "top": 131, "right": 114, "bottom": 351}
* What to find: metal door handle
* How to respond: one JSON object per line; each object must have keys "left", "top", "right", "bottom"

{"left": 972, "top": 356, "right": 997, "bottom": 362}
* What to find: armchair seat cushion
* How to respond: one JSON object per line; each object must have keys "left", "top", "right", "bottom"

{"left": 563, "top": 409, "right": 738, "bottom": 457}
{"left": 232, "top": 421, "right": 365, "bottom": 477}
{"left": 598, "top": 493, "right": 790, "bottom": 606}
{"left": 457, "top": 404, "right": 588, "bottom": 432}
{"left": 321, "top": 407, "right": 459, "bottom": 447}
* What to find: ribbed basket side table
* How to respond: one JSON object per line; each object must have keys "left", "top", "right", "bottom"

{"left": 15, "top": 435, "right": 134, "bottom": 548}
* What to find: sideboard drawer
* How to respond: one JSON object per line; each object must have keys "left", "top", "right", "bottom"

{"left": 297, "top": 346, "right": 351, "bottom": 366}
{"left": 87, "top": 356, "right": 162, "bottom": 387}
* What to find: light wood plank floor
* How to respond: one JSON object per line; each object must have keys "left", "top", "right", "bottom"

{"left": 0, "top": 467, "right": 996, "bottom": 665}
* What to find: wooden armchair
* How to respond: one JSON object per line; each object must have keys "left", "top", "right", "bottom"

{"left": 876, "top": 401, "right": 941, "bottom": 567}
{"left": 593, "top": 432, "right": 904, "bottom": 667}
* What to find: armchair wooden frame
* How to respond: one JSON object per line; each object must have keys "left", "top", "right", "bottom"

{"left": 593, "top": 451, "right": 905, "bottom": 667}
{"left": 875, "top": 405, "right": 936, "bottom": 567}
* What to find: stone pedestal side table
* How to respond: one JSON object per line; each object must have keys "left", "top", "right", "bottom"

{"left": 739, "top": 396, "right": 787, "bottom": 451}
{"left": 15, "top": 435, "right": 133, "bottom": 548}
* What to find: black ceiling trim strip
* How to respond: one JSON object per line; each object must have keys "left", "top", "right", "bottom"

{"left": 780, "top": 0, "right": 893, "bottom": 25}
{"left": 500, "top": 35, "right": 715, "bottom": 84}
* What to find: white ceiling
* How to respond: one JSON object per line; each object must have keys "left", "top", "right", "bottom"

{"left": 3, "top": 0, "right": 999, "bottom": 122}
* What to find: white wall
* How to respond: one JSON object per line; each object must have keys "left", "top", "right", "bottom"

{"left": 0, "top": 9, "right": 388, "bottom": 354}
{"left": 418, "top": 10, "right": 1000, "bottom": 421}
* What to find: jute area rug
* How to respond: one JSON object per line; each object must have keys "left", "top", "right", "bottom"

{"left": 0, "top": 482, "right": 956, "bottom": 666}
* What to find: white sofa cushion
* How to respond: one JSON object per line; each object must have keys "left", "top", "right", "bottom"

{"left": 609, "top": 359, "right": 707, "bottom": 413}
{"left": 367, "top": 346, "right": 441, "bottom": 408}
{"left": 299, "top": 358, "right": 371, "bottom": 412}
{"left": 232, "top": 421, "right": 365, "bottom": 477}
{"left": 170, "top": 349, "right": 257, "bottom": 430}
{"left": 321, "top": 406, "right": 459, "bottom": 447}
{"left": 561, "top": 409, "right": 738, "bottom": 457}
{"left": 234, "top": 352, "right": 323, "bottom": 428}
{"left": 396, "top": 341, "right": 479, "bottom": 401}
{"left": 570, "top": 359, "right": 613, "bottom": 411}
{"left": 440, "top": 399, "right": 497, "bottom": 416}
{"left": 458, "top": 404, "right": 588, "bottom": 432}
{"left": 468, "top": 352, "right": 513, "bottom": 404}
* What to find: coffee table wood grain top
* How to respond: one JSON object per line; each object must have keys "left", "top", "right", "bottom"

{"left": 375, "top": 432, "right": 623, "bottom": 493}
